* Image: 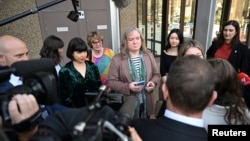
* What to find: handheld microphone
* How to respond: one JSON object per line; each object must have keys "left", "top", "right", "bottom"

{"left": 11, "top": 58, "right": 55, "bottom": 77}
{"left": 118, "top": 96, "right": 137, "bottom": 119}
{"left": 88, "top": 85, "right": 107, "bottom": 111}
{"left": 113, "top": 96, "right": 137, "bottom": 136}
{"left": 74, "top": 85, "right": 107, "bottom": 136}
{"left": 238, "top": 72, "right": 250, "bottom": 86}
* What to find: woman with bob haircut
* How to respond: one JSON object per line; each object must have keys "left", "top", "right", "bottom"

{"left": 58, "top": 37, "right": 101, "bottom": 108}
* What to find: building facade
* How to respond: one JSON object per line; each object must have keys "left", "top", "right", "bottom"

{"left": 0, "top": 0, "right": 249, "bottom": 62}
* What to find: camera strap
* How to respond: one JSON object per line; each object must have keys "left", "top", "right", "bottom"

{"left": 12, "top": 110, "right": 42, "bottom": 132}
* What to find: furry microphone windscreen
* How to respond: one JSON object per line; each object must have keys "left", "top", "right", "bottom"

{"left": 113, "top": 0, "right": 131, "bottom": 9}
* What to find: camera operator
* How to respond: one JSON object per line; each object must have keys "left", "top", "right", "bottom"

{"left": 0, "top": 35, "right": 68, "bottom": 140}
{"left": 0, "top": 35, "right": 29, "bottom": 92}
{"left": 0, "top": 35, "right": 68, "bottom": 117}
{"left": 0, "top": 94, "right": 41, "bottom": 141}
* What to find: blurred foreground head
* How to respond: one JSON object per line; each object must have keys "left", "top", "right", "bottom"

{"left": 165, "top": 55, "right": 216, "bottom": 114}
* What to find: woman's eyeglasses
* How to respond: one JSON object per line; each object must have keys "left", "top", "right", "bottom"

{"left": 92, "top": 41, "right": 102, "bottom": 45}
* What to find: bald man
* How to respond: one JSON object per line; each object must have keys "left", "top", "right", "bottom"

{"left": 0, "top": 34, "right": 68, "bottom": 124}
{"left": 0, "top": 35, "right": 29, "bottom": 92}
{"left": 0, "top": 35, "right": 40, "bottom": 141}
{"left": 0, "top": 35, "right": 29, "bottom": 66}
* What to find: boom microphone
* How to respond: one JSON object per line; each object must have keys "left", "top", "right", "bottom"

{"left": 11, "top": 58, "right": 56, "bottom": 77}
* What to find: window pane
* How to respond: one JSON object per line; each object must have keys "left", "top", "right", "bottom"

{"left": 138, "top": 0, "right": 146, "bottom": 37}
{"left": 183, "top": 0, "right": 196, "bottom": 39}
{"left": 229, "top": 0, "right": 250, "bottom": 43}
{"left": 213, "top": 0, "right": 223, "bottom": 40}
{"left": 155, "top": 0, "right": 162, "bottom": 55}
{"left": 168, "top": 0, "right": 181, "bottom": 34}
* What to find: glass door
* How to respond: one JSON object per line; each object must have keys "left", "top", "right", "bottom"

{"left": 138, "top": 0, "right": 163, "bottom": 56}
{"left": 212, "top": 0, "right": 250, "bottom": 45}
{"left": 137, "top": 0, "right": 197, "bottom": 56}
{"left": 167, "top": 0, "right": 196, "bottom": 39}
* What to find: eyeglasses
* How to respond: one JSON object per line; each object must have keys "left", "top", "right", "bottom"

{"left": 91, "top": 41, "right": 102, "bottom": 45}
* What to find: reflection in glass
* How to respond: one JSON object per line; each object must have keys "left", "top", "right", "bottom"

{"left": 183, "top": 0, "right": 196, "bottom": 39}
{"left": 167, "top": 0, "right": 195, "bottom": 39}
{"left": 229, "top": 0, "right": 250, "bottom": 43}
{"left": 168, "top": 0, "right": 181, "bottom": 33}
{"left": 212, "top": 0, "right": 223, "bottom": 40}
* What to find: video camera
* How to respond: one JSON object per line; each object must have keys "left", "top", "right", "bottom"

{"left": 72, "top": 86, "right": 134, "bottom": 141}
{"left": 30, "top": 86, "right": 137, "bottom": 141}
{"left": 0, "top": 58, "right": 58, "bottom": 125}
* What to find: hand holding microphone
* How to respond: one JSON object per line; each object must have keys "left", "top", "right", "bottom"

{"left": 238, "top": 72, "right": 250, "bottom": 86}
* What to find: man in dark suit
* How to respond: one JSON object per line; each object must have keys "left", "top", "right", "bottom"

{"left": 132, "top": 55, "right": 218, "bottom": 141}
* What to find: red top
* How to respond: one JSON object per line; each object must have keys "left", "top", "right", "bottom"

{"left": 214, "top": 43, "right": 232, "bottom": 60}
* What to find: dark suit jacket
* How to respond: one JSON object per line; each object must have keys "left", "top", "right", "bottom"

{"left": 0, "top": 81, "right": 13, "bottom": 94}
{"left": 132, "top": 117, "right": 208, "bottom": 141}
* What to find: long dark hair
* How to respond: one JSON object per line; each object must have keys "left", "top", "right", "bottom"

{"left": 40, "top": 35, "right": 64, "bottom": 65}
{"left": 208, "top": 58, "right": 250, "bottom": 124}
{"left": 215, "top": 20, "right": 241, "bottom": 48}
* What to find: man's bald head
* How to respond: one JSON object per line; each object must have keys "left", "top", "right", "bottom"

{"left": 0, "top": 35, "right": 29, "bottom": 66}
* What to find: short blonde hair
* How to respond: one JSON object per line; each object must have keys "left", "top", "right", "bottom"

{"left": 87, "top": 30, "right": 104, "bottom": 48}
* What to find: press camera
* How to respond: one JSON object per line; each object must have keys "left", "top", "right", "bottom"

{"left": 30, "top": 86, "right": 136, "bottom": 141}
{"left": 0, "top": 58, "right": 58, "bottom": 125}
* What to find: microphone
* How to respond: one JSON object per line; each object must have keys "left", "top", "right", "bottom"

{"left": 113, "top": 0, "right": 131, "bottom": 9}
{"left": 118, "top": 96, "right": 137, "bottom": 119}
{"left": 87, "top": 85, "right": 107, "bottom": 111}
{"left": 238, "top": 72, "right": 250, "bottom": 86}
{"left": 113, "top": 96, "right": 137, "bottom": 136}
{"left": 74, "top": 85, "right": 107, "bottom": 135}
{"left": 11, "top": 58, "right": 55, "bottom": 77}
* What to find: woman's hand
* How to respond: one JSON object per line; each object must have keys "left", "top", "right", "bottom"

{"left": 145, "top": 81, "right": 155, "bottom": 93}
{"left": 129, "top": 82, "right": 144, "bottom": 93}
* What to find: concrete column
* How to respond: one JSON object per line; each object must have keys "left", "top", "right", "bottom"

{"left": 194, "top": 0, "right": 217, "bottom": 53}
